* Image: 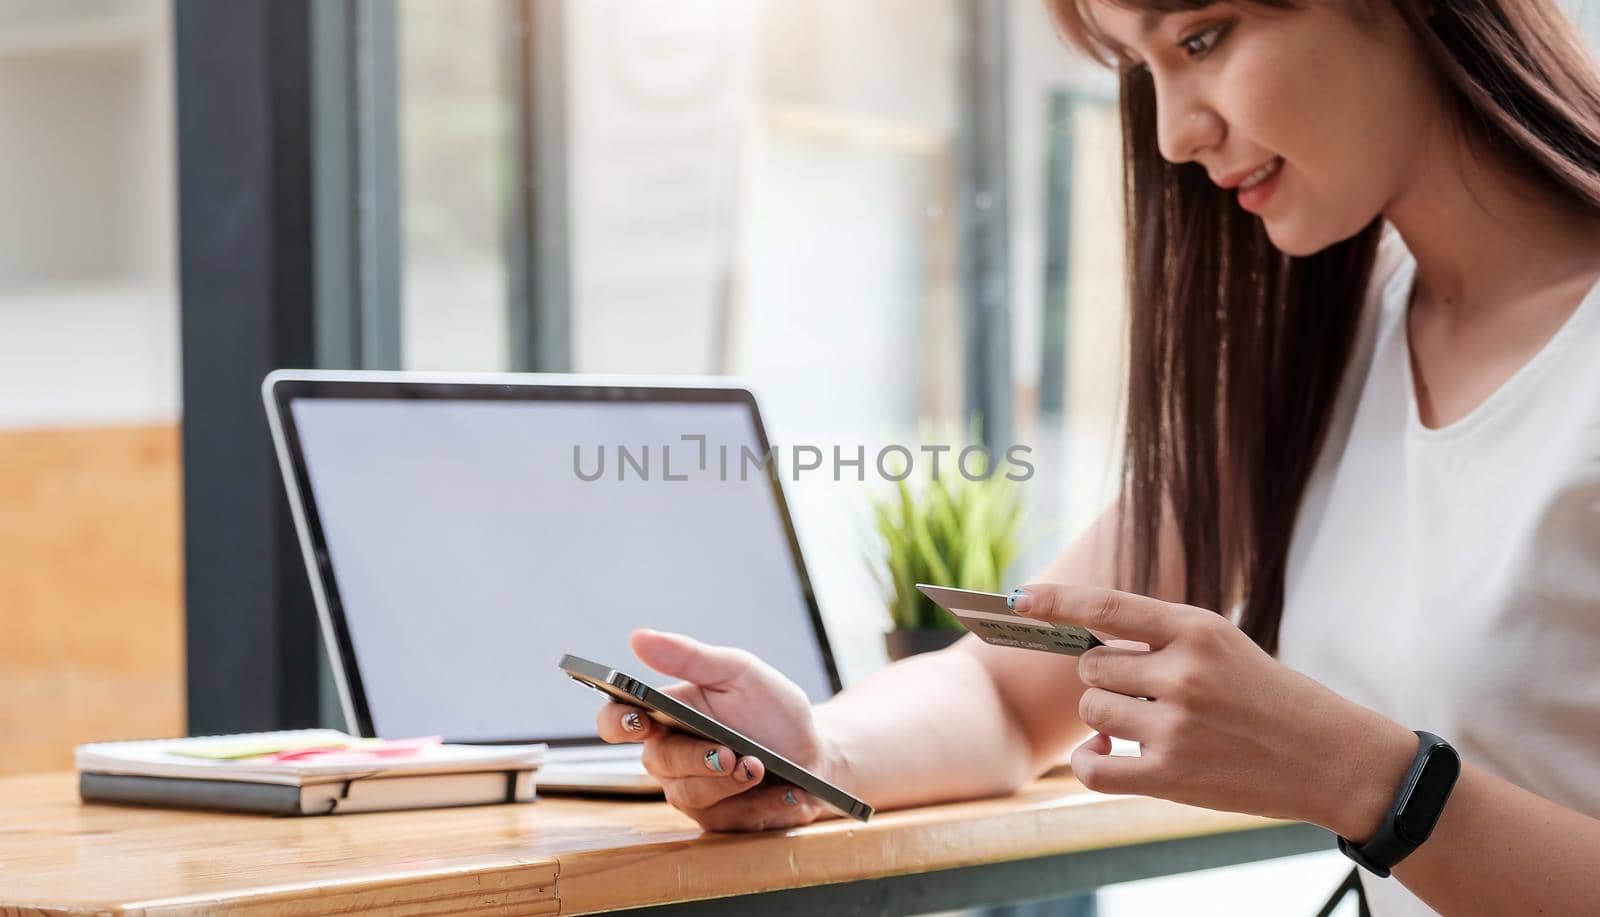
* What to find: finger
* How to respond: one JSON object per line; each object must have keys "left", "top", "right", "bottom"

{"left": 656, "top": 679, "right": 711, "bottom": 712}
{"left": 1008, "top": 584, "right": 1187, "bottom": 647}
{"left": 1069, "top": 731, "right": 1154, "bottom": 796}
{"left": 595, "top": 701, "right": 654, "bottom": 743}
{"left": 1077, "top": 731, "right": 1113, "bottom": 756}
{"left": 631, "top": 629, "right": 756, "bottom": 688}
{"left": 597, "top": 682, "right": 712, "bottom": 746}
{"left": 640, "top": 733, "right": 744, "bottom": 779}
{"left": 1076, "top": 646, "right": 1163, "bottom": 698}
{"left": 1077, "top": 686, "right": 1161, "bottom": 742}
{"left": 662, "top": 757, "right": 766, "bottom": 810}
{"left": 695, "top": 782, "right": 817, "bottom": 833}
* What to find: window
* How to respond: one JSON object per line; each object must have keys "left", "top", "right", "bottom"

{"left": 0, "top": 0, "right": 177, "bottom": 426}
{"left": 398, "top": 0, "right": 514, "bottom": 370}
{"left": 391, "top": 0, "right": 1130, "bottom": 682}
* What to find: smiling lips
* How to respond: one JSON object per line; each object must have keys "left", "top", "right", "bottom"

{"left": 1215, "top": 156, "right": 1284, "bottom": 213}
{"left": 1238, "top": 158, "right": 1281, "bottom": 190}
{"left": 1215, "top": 156, "right": 1281, "bottom": 188}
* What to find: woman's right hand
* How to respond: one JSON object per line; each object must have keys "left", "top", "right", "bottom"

{"left": 594, "top": 628, "right": 842, "bottom": 832}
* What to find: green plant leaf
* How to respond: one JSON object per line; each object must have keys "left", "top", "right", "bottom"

{"left": 863, "top": 426, "right": 1031, "bottom": 632}
{"left": 958, "top": 502, "right": 996, "bottom": 590}
{"left": 911, "top": 506, "right": 954, "bottom": 589}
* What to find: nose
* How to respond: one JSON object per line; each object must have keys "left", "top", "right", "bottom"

{"left": 1153, "top": 77, "right": 1223, "bottom": 165}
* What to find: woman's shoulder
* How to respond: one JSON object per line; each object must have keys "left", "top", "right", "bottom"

{"left": 1319, "top": 224, "right": 1409, "bottom": 443}
{"left": 1367, "top": 222, "right": 1414, "bottom": 316}
{"left": 1285, "top": 225, "right": 1412, "bottom": 598}
{"left": 1335, "top": 223, "right": 1410, "bottom": 388}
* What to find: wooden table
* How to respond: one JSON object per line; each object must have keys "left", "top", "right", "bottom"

{"left": 0, "top": 772, "right": 1331, "bottom": 915}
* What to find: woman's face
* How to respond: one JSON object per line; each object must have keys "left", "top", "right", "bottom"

{"left": 1085, "top": 0, "right": 1442, "bottom": 255}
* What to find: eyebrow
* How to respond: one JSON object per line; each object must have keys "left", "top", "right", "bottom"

{"left": 1094, "top": 9, "right": 1167, "bottom": 61}
{"left": 1140, "top": 11, "right": 1167, "bottom": 34}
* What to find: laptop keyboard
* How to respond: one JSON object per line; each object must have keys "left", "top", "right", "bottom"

{"left": 545, "top": 745, "right": 644, "bottom": 764}
{"left": 566, "top": 758, "right": 649, "bottom": 774}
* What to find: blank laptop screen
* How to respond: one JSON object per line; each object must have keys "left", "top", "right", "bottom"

{"left": 288, "top": 394, "right": 836, "bottom": 743}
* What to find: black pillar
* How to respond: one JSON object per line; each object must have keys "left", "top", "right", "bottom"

{"left": 177, "top": 0, "right": 321, "bottom": 733}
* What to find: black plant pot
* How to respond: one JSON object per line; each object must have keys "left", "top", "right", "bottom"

{"left": 883, "top": 628, "right": 965, "bottom": 661}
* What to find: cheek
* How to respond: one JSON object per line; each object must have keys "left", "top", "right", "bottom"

{"left": 1220, "top": 46, "right": 1400, "bottom": 251}
{"left": 1285, "top": 98, "right": 1410, "bottom": 251}
{"left": 1222, "top": 37, "right": 1352, "bottom": 181}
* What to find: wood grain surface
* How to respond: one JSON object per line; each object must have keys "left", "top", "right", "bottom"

{"left": 0, "top": 772, "right": 1292, "bottom": 915}
{"left": 0, "top": 424, "right": 185, "bottom": 777}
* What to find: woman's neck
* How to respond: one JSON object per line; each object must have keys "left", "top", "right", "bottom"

{"left": 1384, "top": 129, "right": 1600, "bottom": 326}
{"left": 1383, "top": 123, "right": 1600, "bottom": 429}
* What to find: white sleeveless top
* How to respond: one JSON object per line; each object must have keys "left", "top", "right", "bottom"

{"left": 1278, "top": 227, "right": 1600, "bottom": 916}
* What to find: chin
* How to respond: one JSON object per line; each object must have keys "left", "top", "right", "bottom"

{"left": 1261, "top": 218, "right": 1348, "bottom": 258}
{"left": 1262, "top": 203, "right": 1384, "bottom": 258}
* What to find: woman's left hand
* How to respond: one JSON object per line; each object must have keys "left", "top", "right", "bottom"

{"left": 1009, "top": 582, "right": 1415, "bottom": 840}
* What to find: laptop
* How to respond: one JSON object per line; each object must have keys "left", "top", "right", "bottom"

{"left": 262, "top": 369, "right": 843, "bottom": 793}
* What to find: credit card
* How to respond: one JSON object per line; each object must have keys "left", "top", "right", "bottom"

{"left": 916, "top": 583, "right": 1104, "bottom": 656}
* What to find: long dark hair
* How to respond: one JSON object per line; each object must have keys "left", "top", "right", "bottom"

{"left": 1047, "top": 0, "right": 1600, "bottom": 652}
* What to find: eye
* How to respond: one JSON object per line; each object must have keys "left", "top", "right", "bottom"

{"left": 1177, "top": 20, "right": 1233, "bottom": 61}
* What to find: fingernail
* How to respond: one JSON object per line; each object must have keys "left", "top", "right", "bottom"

{"left": 622, "top": 711, "right": 644, "bottom": 733}
{"left": 1007, "top": 588, "right": 1032, "bottom": 613}
{"left": 738, "top": 760, "right": 754, "bottom": 781}
{"left": 704, "top": 748, "right": 725, "bottom": 773}
{"left": 783, "top": 789, "right": 798, "bottom": 806}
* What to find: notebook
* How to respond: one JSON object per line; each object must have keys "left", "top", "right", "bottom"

{"left": 77, "top": 729, "right": 547, "bottom": 816}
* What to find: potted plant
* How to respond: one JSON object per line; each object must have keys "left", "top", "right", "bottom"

{"left": 869, "top": 453, "right": 1028, "bottom": 661}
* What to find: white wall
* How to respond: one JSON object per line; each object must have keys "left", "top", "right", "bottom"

{"left": 0, "top": 0, "right": 176, "bottom": 429}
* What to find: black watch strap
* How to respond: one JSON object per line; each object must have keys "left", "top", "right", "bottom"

{"left": 1337, "top": 731, "right": 1461, "bottom": 879}
{"left": 1338, "top": 827, "right": 1409, "bottom": 879}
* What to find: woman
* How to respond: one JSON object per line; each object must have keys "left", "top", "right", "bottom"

{"left": 594, "top": 2, "right": 1600, "bottom": 913}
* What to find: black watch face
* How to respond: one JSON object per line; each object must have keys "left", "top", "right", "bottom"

{"left": 1396, "top": 744, "right": 1462, "bottom": 845}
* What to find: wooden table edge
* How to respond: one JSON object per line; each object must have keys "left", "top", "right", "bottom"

{"left": 0, "top": 773, "right": 1326, "bottom": 916}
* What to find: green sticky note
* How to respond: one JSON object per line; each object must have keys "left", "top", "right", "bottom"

{"left": 166, "top": 735, "right": 353, "bottom": 761}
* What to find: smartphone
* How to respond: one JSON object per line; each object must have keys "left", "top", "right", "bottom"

{"left": 558, "top": 654, "right": 873, "bottom": 822}
{"left": 916, "top": 583, "right": 1104, "bottom": 656}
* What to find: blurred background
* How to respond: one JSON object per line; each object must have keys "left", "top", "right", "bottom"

{"left": 5, "top": 1, "right": 1600, "bottom": 913}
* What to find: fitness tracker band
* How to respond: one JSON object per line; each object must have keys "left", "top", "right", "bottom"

{"left": 1338, "top": 731, "right": 1461, "bottom": 878}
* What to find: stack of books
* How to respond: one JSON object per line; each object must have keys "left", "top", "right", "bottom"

{"left": 76, "top": 729, "right": 547, "bottom": 816}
